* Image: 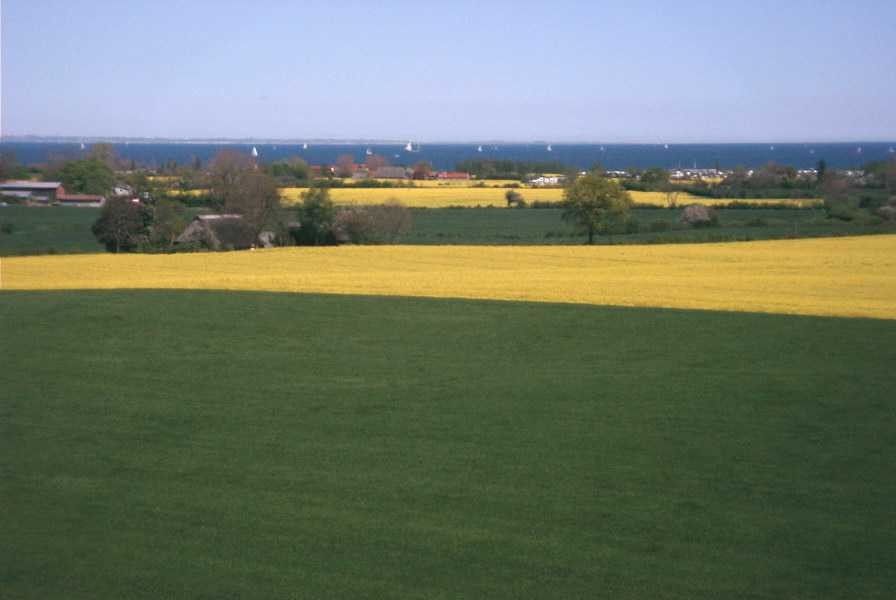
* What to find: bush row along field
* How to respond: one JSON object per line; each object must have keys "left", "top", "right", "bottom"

{"left": 5, "top": 290, "right": 894, "bottom": 598}
{"left": 4, "top": 235, "right": 894, "bottom": 319}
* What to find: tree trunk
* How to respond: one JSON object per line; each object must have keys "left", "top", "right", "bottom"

{"left": 587, "top": 228, "right": 594, "bottom": 245}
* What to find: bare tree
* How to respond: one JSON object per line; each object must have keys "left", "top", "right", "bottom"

{"left": 209, "top": 150, "right": 256, "bottom": 205}
{"left": 365, "top": 154, "right": 389, "bottom": 172}
{"left": 412, "top": 161, "right": 433, "bottom": 180}
{"left": 664, "top": 188, "right": 680, "bottom": 208}
{"left": 88, "top": 143, "right": 120, "bottom": 170}
{"left": 335, "top": 154, "right": 356, "bottom": 177}
{"left": 208, "top": 150, "right": 279, "bottom": 232}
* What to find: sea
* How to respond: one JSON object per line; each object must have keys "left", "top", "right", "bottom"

{"left": 1, "top": 141, "right": 894, "bottom": 171}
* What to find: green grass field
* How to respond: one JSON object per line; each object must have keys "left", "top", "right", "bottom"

{"left": 3, "top": 290, "right": 895, "bottom": 598}
{"left": 400, "top": 207, "right": 893, "bottom": 245}
{"left": 0, "top": 206, "right": 105, "bottom": 255}
{"left": 3, "top": 205, "right": 894, "bottom": 255}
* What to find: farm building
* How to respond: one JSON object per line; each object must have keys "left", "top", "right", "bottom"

{"left": 57, "top": 193, "right": 106, "bottom": 207}
{"left": 174, "top": 214, "right": 257, "bottom": 250}
{"left": 0, "top": 181, "right": 64, "bottom": 203}
{"left": 529, "top": 176, "right": 564, "bottom": 186}
{"left": 371, "top": 166, "right": 409, "bottom": 179}
{"left": 437, "top": 171, "right": 471, "bottom": 180}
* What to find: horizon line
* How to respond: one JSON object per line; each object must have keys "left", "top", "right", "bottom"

{"left": 3, "top": 135, "right": 896, "bottom": 146}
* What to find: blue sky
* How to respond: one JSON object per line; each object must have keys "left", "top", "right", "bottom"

{"left": 2, "top": 0, "right": 894, "bottom": 142}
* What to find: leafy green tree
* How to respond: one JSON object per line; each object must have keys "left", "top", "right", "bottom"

{"left": 294, "top": 186, "right": 337, "bottom": 245}
{"left": 149, "top": 198, "right": 188, "bottom": 249}
{"left": 562, "top": 172, "right": 633, "bottom": 244}
{"left": 59, "top": 159, "right": 115, "bottom": 195}
{"left": 816, "top": 159, "right": 827, "bottom": 184}
{"left": 92, "top": 198, "right": 153, "bottom": 252}
{"left": 0, "top": 151, "right": 29, "bottom": 180}
{"left": 640, "top": 167, "right": 669, "bottom": 188}
{"left": 267, "top": 157, "right": 310, "bottom": 181}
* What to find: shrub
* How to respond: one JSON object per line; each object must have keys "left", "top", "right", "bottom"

{"left": 649, "top": 220, "right": 670, "bottom": 232}
{"left": 332, "top": 202, "right": 413, "bottom": 244}
{"left": 746, "top": 217, "right": 768, "bottom": 227}
{"left": 505, "top": 190, "right": 526, "bottom": 208}
{"left": 1, "top": 222, "right": 14, "bottom": 235}
{"left": 877, "top": 205, "right": 896, "bottom": 222}
{"left": 825, "top": 201, "right": 861, "bottom": 222}
{"left": 332, "top": 209, "right": 375, "bottom": 243}
{"left": 680, "top": 204, "right": 718, "bottom": 227}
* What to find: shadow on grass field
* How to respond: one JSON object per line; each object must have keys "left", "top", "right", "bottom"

{"left": 2, "top": 290, "right": 895, "bottom": 598}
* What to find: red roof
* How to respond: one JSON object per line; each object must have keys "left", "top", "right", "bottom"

{"left": 58, "top": 194, "right": 105, "bottom": 202}
{"left": 438, "top": 171, "right": 470, "bottom": 179}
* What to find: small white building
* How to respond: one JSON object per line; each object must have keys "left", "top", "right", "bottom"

{"left": 529, "top": 175, "right": 563, "bottom": 186}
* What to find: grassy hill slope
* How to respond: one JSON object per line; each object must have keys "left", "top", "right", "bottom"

{"left": 2, "top": 290, "right": 895, "bottom": 598}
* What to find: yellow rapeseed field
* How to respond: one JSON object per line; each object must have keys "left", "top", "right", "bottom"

{"left": 170, "top": 186, "right": 818, "bottom": 208}
{"left": 3, "top": 236, "right": 894, "bottom": 319}
{"left": 277, "top": 187, "right": 819, "bottom": 208}
{"left": 278, "top": 187, "right": 564, "bottom": 207}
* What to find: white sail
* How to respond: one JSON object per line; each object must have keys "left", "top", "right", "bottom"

{"left": 663, "top": 144, "right": 669, "bottom": 149}
{"left": 303, "top": 142, "right": 308, "bottom": 150}
{"left": 546, "top": 144, "right": 552, "bottom": 152}
{"left": 366, "top": 147, "right": 373, "bottom": 156}
{"left": 477, "top": 145, "right": 483, "bottom": 152}
{"left": 251, "top": 146, "right": 258, "bottom": 157}
{"left": 405, "top": 141, "right": 414, "bottom": 152}
{"left": 80, "top": 142, "right": 86, "bottom": 150}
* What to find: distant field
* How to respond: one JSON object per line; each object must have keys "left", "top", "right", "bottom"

{"left": 3, "top": 290, "right": 895, "bottom": 598}
{"left": 5, "top": 235, "right": 895, "bottom": 318}
{"left": 400, "top": 207, "right": 876, "bottom": 245}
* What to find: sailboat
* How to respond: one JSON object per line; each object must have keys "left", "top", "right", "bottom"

{"left": 856, "top": 146, "right": 862, "bottom": 154}
{"left": 546, "top": 144, "right": 552, "bottom": 152}
{"left": 302, "top": 142, "right": 308, "bottom": 150}
{"left": 366, "top": 147, "right": 373, "bottom": 156}
{"left": 477, "top": 145, "right": 483, "bottom": 152}
{"left": 663, "top": 143, "right": 669, "bottom": 149}
{"left": 770, "top": 145, "right": 775, "bottom": 151}
{"left": 251, "top": 146, "right": 258, "bottom": 158}
{"left": 405, "top": 141, "right": 414, "bottom": 152}
{"left": 80, "top": 142, "right": 86, "bottom": 150}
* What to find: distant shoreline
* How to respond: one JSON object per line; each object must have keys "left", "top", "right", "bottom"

{"left": 3, "top": 137, "right": 895, "bottom": 146}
